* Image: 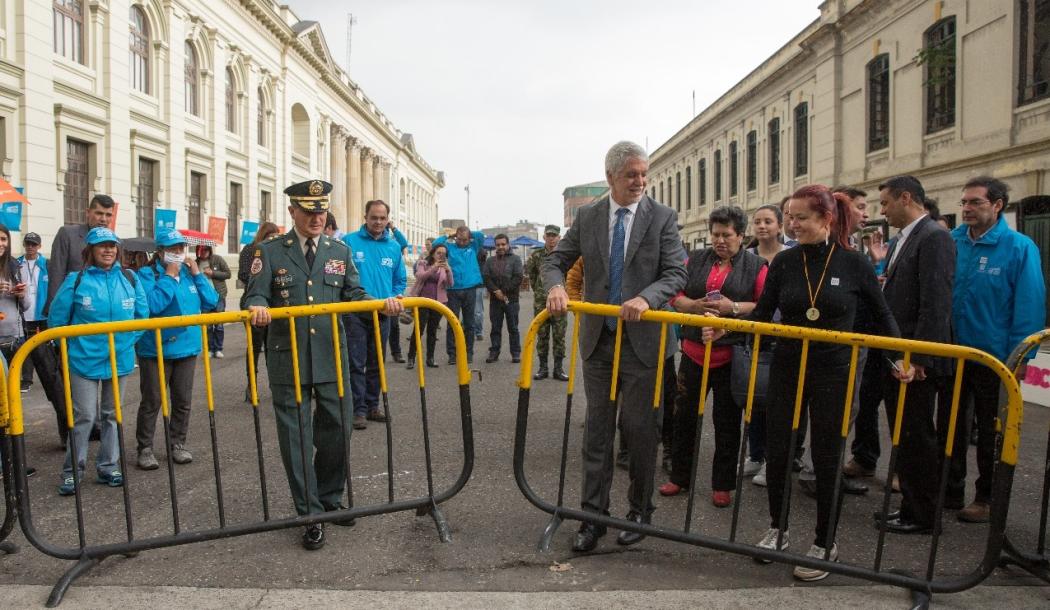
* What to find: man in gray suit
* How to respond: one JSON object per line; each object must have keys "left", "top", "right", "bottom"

{"left": 543, "top": 141, "right": 687, "bottom": 552}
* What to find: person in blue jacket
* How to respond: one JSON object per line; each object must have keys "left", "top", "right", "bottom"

{"left": 342, "top": 200, "right": 407, "bottom": 429}
{"left": 133, "top": 228, "right": 219, "bottom": 471}
{"left": 432, "top": 225, "right": 485, "bottom": 364}
{"left": 47, "top": 227, "right": 148, "bottom": 496}
{"left": 948, "top": 176, "right": 1047, "bottom": 523}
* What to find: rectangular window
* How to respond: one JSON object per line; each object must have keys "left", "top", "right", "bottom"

{"left": 868, "top": 54, "right": 891, "bottom": 150}
{"left": 64, "top": 139, "right": 90, "bottom": 224}
{"left": 699, "top": 159, "right": 707, "bottom": 205}
{"left": 794, "top": 102, "right": 809, "bottom": 177}
{"left": 768, "top": 118, "right": 780, "bottom": 184}
{"left": 1018, "top": 0, "right": 1050, "bottom": 106}
{"left": 729, "top": 141, "right": 738, "bottom": 197}
{"left": 746, "top": 130, "right": 757, "bottom": 192}
{"left": 228, "top": 182, "right": 241, "bottom": 254}
{"left": 260, "top": 190, "right": 272, "bottom": 223}
{"left": 925, "top": 18, "right": 956, "bottom": 132}
{"left": 53, "top": 0, "right": 84, "bottom": 64}
{"left": 188, "top": 171, "right": 204, "bottom": 231}
{"left": 675, "top": 172, "right": 682, "bottom": 212}
{"left": 685, "top": 166, "right": 692, "bottom": 209}
{"left": 137, "top": 158, "right": 156, "bottom": 238}
{"left": 667, "top": 177, "right": 673, "bottom": 209}
{"left": 714, "top": 150, "right": 722, "bottom": 201}
{"left": 659, "top": 181, "right": 664, "bottom": 202}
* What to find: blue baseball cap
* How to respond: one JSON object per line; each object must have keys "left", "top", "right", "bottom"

{"left": 85, "top": 227, "right": 121, "bottom": 245}
{"left": 155, "top": 228, "right": 188, "bottom": 248}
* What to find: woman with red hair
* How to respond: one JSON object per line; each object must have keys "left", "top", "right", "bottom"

{"left": 705, "top": 185, "right": 905, "bottom": 581}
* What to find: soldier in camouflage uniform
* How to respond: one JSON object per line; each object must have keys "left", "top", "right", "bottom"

{"left": 526, "top": 225, "right": 569, "bottom": 381}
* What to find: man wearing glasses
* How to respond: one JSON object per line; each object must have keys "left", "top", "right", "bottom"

{"left": 948, "top": 176, "right": 1045, "bottom": 524}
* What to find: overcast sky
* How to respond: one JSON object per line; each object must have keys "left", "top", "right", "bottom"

{"left": 287, "top": 0, "right": 820, "bottom": 231}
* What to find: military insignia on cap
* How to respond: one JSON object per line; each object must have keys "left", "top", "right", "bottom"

{"left": 309, "top": 181, "right": 324, "bottom": 196}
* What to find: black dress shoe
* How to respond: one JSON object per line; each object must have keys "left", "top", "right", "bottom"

{"left": 617, "top": 511, "right": 649, "bottom": 546}
{"left": 872, "top": 509, "right": 901, "bottom": 522}
{"left": 302, "top": 524, "right": 325, "bottom": 550}
{"left": 842, "top": 477, "right": 869, "bottom": 495}
{"left": 511, "top": 355, "right": 520, "bottom": 363}
{"left": 485, "top": 354, "right": 499, "bottom": 363}
{"left": 572, "top": 522, "right": 606, "bottom": 552}
{"left": 324, "top": 504, "right": 356, "bottom": 527}
{"left": 882, "top": 517, "right": 932, "bottom": 535}
{"left": 533, "top": 368, "right": 549, "bottom": 380}
{"left": 426, "top": 358, "right": 438, "bottom": 368}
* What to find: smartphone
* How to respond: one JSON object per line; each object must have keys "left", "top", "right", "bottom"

{"left": 884, "top": 356, "right": 902, "bottom": 373}
{"left": 705, "top": 290, "right": 722, "bottom": 301}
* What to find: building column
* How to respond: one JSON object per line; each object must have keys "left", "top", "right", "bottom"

{"left": 361, "top": 147, "right": 375, "bottom": 204}
{"left": 371, "top": 156, "right": 382, "bottom": 202}
{"left": 380, "top": 161, "right": 392, "bottom": 204}
{"left": 330, "top": 126, "right": 346, "bottom": 223}
{"left": 346, "top": 139, "right": 362, "bottom": 227}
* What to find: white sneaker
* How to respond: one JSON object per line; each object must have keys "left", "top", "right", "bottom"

{"left": 752, "top": 463, "right": 767, "bottom": 487}
{"left": 755, "top": 527, "right": 788, "bottom": 563}
{"left": 214, "top": 351, "right": 224, "bottom": 359}
{"left": 743, "top": 458, "right": 763, "bottom": 476}
{"left": 793, "top": 543, "right": 838, "bottom": 581}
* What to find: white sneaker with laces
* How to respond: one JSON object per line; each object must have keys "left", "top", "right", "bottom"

{"left": 215, "top": 351, "right": 224, "bottom": 359}
{"left": 752, "top": 463, "right": 767, "bottom": 487}
{"left": 793, "top": 543, "right": 838, "bottom": 581}
{"left": 754, "top": 527, "right": 788, "bottom": 563}
{"left": 743, "top": 458, "right": 763, "bottom": 476}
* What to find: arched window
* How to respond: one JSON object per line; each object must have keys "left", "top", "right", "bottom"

{"left": 54, "top": 0, "right": 84, "bottom": 64}
{"left": 225, "top": 67, "right": 236, "bottom": 133}
{"left": 924, "top": 17, "right": 956, "bottom": 132}
{"left": 291, "top": 103, "right": 310, "bottom": 159}
{"left": 257, "top": 87, "right": 267, "bottom": 147}
{"left": 868, "top": 54, "right": 890, "bottom": 150}
{"left": 184, "top": 42, "right": 199, "bottom": 116}
{"left": 129, "top": 6, "right": 150, "bottom": 94}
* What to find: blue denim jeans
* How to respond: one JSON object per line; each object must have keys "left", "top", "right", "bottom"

{"left": 473, "top": 286, "right": 485, "bottom": 337}
{"left": 346, "top": 313, "right": 390, "bottom": 417}
{"left": 61, "top": 373, "right": 126, "bottom": 480}
{"left": 445, "top": 288, "right": 476, "bottom": 360}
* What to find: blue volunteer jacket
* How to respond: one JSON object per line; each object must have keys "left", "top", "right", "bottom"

{"left": 342, "top": 226, "right": 407, "bottom": 299}
{"left": 951, "top": 216, "right": 1046, "bottom": 363}
{"left": 17, "top": 254, "right": 48, "bottom": 320}
{"left": 432, "top": 230, "right": 485, "bottom": 289}
{"left": 135, "top": 260, "right": 220, "bottom": 359}
{"left": 47, "top": 264, "right": 148, "bottom": 380}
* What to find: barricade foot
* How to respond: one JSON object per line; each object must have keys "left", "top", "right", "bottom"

{"left": 537, "top": 514, "right": 563, "bottom": 553}
{"left": 0, "top": 540, "right": 16, "bottom": 554}
{"left": 429, "top": 502, "right": 452, "bottom": 543}
{"left": 909, "top": 588, "right": 931, "bottom": 610}
{"left": 998, "top": 536, "right": 1050, "bottom": 584}
{"left": 47, "top": 556, "right": 100, "bottom": 607}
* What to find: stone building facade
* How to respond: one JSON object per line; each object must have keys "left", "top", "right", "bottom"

{"left": 649, "top": 0, "right": 1050, "bottom": 248}
{"left": 0, "top": 0, "right": 442, "bottom": 261}
{"left": 562, "top": 180, "right": 607, "bottom": 228}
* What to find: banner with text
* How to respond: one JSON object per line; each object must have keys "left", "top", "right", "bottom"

{"left": 208, "top": 216, "right": 227, "bottom": 244}
{"left": 155, "top": 209, "right": 176, "bottom": 235}
{"left": 0, "top": 201, "right": 21, "bottom": 231}
{"left": 240, "top": 220, "right": 259, "bottom": 246}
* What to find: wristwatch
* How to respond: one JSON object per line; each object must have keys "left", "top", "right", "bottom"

{"left": 732, "top": 301, "right": 740, "bottom": 316}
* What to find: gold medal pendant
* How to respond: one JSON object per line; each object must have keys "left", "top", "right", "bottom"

{"left": 806, "top": 307, "right": 820, "bottom": 321}
{"left": 802, "top": 244, "right": 836, "bottom": 325}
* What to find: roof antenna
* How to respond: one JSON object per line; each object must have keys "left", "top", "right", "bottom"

{"left": 345, "top": 13, "right": 358, "bottom": 72}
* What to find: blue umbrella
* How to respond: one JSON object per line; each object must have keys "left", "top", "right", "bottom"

{"left": 510, "top": 235, "right": 543, "bottom": 248}
{"left": 482, "top": 235, "right": 495, "bottom": 249}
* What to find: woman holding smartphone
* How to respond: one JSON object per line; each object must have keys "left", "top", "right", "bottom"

{"left": 406, "top": 243, "right": 454, "bottom": 369}
{"left": 0, "top": 224, "right": 28, "bottom": 364}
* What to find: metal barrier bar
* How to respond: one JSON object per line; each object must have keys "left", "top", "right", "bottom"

{"left": 729, "top": 333, "right": 764, "bottom": 542}
{"left": 373, "top": 310, "right": 395, "bottom": 504}
{"left": 58, "top": 338, "right": 86, "bottom": 550}
{"left": 514, "top": 301, "right": 1024, "bottom": 602}
{"left": 108, "top": 333, "right": 135, "bottom": 544}
{"left": 3, "top": 298, "right": 474, "bottom": 607}
{"left": 332, "top": 313, "right": 355, "bottom": 513}
{"left": 199, "top": 327, "right": 226, "bottom": 529}
{"left": 683, "top": 339, "right": 711, "bottom": 534}
{"left": 243, "top": 319, "right": 270, "bottom": 521}
{"left": 0, "top": 358, "right": 17, "bottom": 555}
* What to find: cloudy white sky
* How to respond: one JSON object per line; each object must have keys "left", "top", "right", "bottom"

{"left": 287, "top": 0, "right": 820, "bottom": 230}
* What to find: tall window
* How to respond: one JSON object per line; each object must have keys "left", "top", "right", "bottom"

{"left": 659, "top": 181, "right": 664, "bottom": 202}
{"left": 714, "top": 149, "right": 723, "bottom": 201}
{"left": 667, "top": 177, "right": 673, "bottom": 209}
{"left": 768, "top": 118, "right": 781, "bottom": 184}
{"left": 225, "top": 68, "right": 236, "bottom": 133}
{"left": 868, "top": 54, "right": 890, "bottom": 150}
{"left": 729, "top": 141, "right": 739, "bottom": 198}
{"left": 260, "top": 190, "right": 272, "bottom": 223}
{"left": 64, "top": 139, "right": 90, "bottom": 224}
{"left": 1019, "top": 0, "right": 1049, "bottom": 105}
{"left": 685, "top": 166, "right": 692, "bottom": 209}
{"left": 184, "top": 43, "right": 199, "bottom": 116}
{"left": 675, "top": 172, "right": 682, "bottom": 212}
{"left": 188, "top": 172, "right": 204, "bottom": 231}
{"left": 137, "top": 158, "right": 156, "bottom": 238}
{"left": 924, "top": 17, "right": 956, "bottom": 132}
{"left": 257, "top": 87, "right": 267, "bottom": 147}
{"left": 129, "top": 6, "right": 150, "bottom": 94}
{"left": 699, "top": 159, "right": 707, "bottom": 205}
{"left": 228, "top": 182, "right": 241, "bottom": 254}
{"left": 53, "top": 0, "right": 84, "bottom": 64}
{"left": 746, "top": 130, "right": 757, "bottom": 192}
{"left": 794, "top": 102, "right": 809, "bottom": 177}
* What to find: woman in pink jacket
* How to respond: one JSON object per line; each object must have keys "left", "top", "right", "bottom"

{"left": 407, "top": 243, "right": 453, "bottom": 369}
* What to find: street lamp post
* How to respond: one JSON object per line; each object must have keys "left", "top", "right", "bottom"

{"left": 464, "top": 184, "right": 471, "bottom": 229}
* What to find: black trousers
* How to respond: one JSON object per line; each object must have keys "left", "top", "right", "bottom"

{"left": 136, "top": 355, "right": 197, "bottom": 451}
{"left": 850, "top": 351, "right": 888, "bottom": 470}
{"left": 766, "top": 358, "right": 850, "bottom": 548}
{"left": 882, "top": 373, "right": 940, "bottom": 527}
{"left": 943, "top": 362, "right": 1001, "bottom": 505}
{"left": 407, "top": 308, "right": 442, "bottom": 362}
{"left": 669, "top": 359, "right": 739, "bottom": 491}
{"left": 17, "top": 321, "right": 66, "bottom": 440}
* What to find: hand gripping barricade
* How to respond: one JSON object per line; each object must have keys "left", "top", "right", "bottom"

{"left": 998, "top": 328, "right": 1050, "bottom": 584}
{"left": 0, "top": 297, "right": 474, "bottom": 607}
{"left": 513, "top": 301, "right": 1025, "bottom": 607}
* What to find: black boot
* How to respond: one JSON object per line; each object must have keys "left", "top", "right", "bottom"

{"left": 552, "top": 358, "right": 569, "bottom": 381}
{"left": 533, "top": 359, "right": 549, "bottom": 380}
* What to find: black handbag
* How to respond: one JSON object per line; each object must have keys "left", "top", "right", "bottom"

{"left": 730, "top": 342, "right": 773, "bottom": 409}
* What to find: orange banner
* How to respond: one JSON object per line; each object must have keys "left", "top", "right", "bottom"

{"left": 207, "top": 216, "right": 226, "bottom": 244}
{"left": 108, "top": 202, "right": 119, "bottom": 229}
{"left": 0, "top": 177, "right": 29, "bottom": 205}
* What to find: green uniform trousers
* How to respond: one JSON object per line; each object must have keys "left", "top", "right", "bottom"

{"left": 534, "top": 305, "right": 567, "bottom": 361}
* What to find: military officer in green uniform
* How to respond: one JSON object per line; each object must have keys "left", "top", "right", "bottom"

{"left": 245, "top": 179, "right": 403, "bottom": 551}
{"left": 526, "top": 224, "right": 569, "bottom": 381}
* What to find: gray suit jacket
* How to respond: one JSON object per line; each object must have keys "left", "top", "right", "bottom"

{"left": 45, "top": 223, "right": 89, "bottom": 315}
{"left": 541, "top": 196, "right": 687, "bottom": 367}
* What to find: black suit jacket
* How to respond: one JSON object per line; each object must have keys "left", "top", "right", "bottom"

{"left": 881, "top": 215, "right": 955, "bottom": 374}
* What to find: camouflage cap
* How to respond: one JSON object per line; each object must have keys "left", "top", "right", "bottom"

{"left": 544, "top": 224, "right": 561, "bottom": 236}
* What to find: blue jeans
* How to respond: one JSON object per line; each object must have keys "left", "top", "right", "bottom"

{"left": 346, "top": 313, "right": 389, "bottom": 417}
{"left": 474, "top": 286, "right": 485, "bottom": 337}
{"left": 445, "top": 288, "right": 476, "bottom": 360}
{"left": 488, "top": 298, "right": 520, "bottom": 357}
{"left": 61, "top": 373, "right": 126, "bottom": 480}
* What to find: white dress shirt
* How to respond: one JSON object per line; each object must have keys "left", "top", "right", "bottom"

{"left": 607, "top": 196, "right": 640, "bottom": 260}
{"left": 887, "top": 213, "right": 927, "bottom": 271}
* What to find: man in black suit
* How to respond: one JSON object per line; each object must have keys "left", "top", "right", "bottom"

{"left": 543, "top": 141, "right": 687, "bottom": 552}
{"left": 46, "top": 194, "right": 117, "bottom": 314}
{"left": 875, "top": 175, "right": 955, "bottom": 534}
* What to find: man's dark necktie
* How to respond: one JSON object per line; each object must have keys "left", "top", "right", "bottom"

{"left": 305, "top": 237, "right": 316, "bottom": 269}
{"left": 606, "top": 207, "right": 628, "bottom": 331}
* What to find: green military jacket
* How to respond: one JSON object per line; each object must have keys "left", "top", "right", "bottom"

{"left": 526, "top": 247, "right": 555, "bottom": 307}
{"left": 243, "top": 230, "right": 369, "bottom": 385}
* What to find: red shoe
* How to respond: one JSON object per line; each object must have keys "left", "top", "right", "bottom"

{"left": 712, "top": 490, "right": 732, "bottom": 508}
{"left": 658, "top": 482, "right": 685, "bottom": 496}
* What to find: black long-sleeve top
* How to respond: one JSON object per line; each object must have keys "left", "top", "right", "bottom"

{"left": 749, "top": 242, "right": 900, "bottom": 367}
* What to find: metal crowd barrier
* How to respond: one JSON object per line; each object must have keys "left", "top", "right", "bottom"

{"left": 0, "top": 354, "right": 17, "bottom": 556}
{"left": 513, "top": 301, "right": 1023, "bottom": 606}
{"left": 0, "top": 297, "right": 474, "bottom": 607}
{"left": 998, "top": 328, "right": 1050, "bottom": 584}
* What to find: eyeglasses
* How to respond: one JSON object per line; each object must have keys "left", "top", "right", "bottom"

{"left": 959, "top": 198, "right": 991, "bottom": 207}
